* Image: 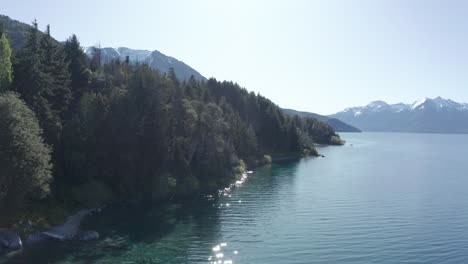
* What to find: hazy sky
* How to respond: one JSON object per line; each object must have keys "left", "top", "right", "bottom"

{"left": 3, "top": 0, "right": 468, "bottom": 114}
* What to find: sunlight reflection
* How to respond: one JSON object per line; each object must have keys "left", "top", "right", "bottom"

{"left": 208, "top": 171, "right": 252, "bottom": 263}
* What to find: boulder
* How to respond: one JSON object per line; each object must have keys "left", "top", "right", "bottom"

{"left": 26, "top": 231, "right": 45, "bottom": 243}
{"left": 0, "top": 228, "right": 22, "bottom": 250}
{"left": 42, "top": 209, "right": 95, "bottom": 241}
{"left": 78, "top": 230, "right": 99, "bottom": 241}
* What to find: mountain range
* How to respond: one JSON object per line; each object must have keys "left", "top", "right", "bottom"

{"left": 84, "top": 46, "right": 205, "bottom": 80}
{"left": 6, "top": 14, "right": 465, "bottom": 135}
{"left": 330, "top": 97, "right": 468, "bottom": 133}
{"left": 283, "top": 108, "right": 361, "bottom": 132}
{"left": 0, "top": 14, "right": 204, "bottom": 81}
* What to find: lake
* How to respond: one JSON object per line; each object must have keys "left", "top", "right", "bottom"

{"left": 3, "top": 132, "right": 468, "bottom": 264}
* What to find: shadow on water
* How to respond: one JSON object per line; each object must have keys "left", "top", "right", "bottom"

{"left": 1, "top": 197, "right": 225, "bottom": 264}
{"left": 1, "top": 161, "right": 303, "bottom": 264}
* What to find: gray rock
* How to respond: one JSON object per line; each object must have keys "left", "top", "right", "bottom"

{"left": 0, "top": 228, "right": 22, "bottom": 250}
{"left": 26, "top": 231, "right": 45, "bottom": 243}
{"left": 78, "top": 230, "right": 99, "bottom": 241}
{"left": 42, "top": 209, "right": 95, "bottom": 240}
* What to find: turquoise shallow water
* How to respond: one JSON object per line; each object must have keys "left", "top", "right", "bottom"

{"left": 3, "top": 132, "right": 468, "bottom": 264}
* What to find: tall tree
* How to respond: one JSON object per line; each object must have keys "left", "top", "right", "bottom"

{"left": 12, "top": 20, "right": 60, "bottom": 146}
{"left": 89, "top": 45, "right": 102, "bottom": 72}
{"left": 63, "top": 34, "right": 90, "bottom": 112}
{"left": 40, "top": 25, "right": 72, "bottom": 121}
{"left": 0, "top": 26, "right": 13, "bottom": 91}
{"left": 0, "top": 92, "right": 52, "bottom": 211}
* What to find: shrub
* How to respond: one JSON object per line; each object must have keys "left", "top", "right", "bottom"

{"left": 263, "top": 155, "right": 272, "bottom": 164}
{"left": 233, "top": 159, "right": 247, "bottom": 178}
{"left": 330, "top": 135, "right": 345, "bottom": 145}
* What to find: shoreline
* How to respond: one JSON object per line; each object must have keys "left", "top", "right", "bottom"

{"left": 1, "top": 148, "right": 336, "bottom": 255}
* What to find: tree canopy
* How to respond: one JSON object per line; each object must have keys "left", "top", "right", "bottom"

{"left": 0, "top": 20, "right": 342, "bottom": 214}
{"left": 0, "top": 29, "right": 13, "bottom": 91}
{"left": 0, "top": 92, "right": 52, "bottom": 211}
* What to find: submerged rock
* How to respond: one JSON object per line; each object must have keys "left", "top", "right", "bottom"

{"left": 0, "top": 228, "right": 22, "bottom": 250}
{"left": 78, "top": 230, "right": 99, "bottom": 241}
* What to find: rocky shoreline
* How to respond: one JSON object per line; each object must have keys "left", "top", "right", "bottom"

{"left": 0, "top": 207, "right": 103, "bottom": 255}
{"left": 1, "top": 170, "right": 257, "bottom": 256}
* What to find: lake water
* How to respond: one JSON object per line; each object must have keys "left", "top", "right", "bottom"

{"left": 3, "top": 132, "right": 468, "bottom": 264}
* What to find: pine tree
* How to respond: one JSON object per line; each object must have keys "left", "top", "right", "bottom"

{"left": 13, "top": 20, "right": 44, "bottom": 105}
{"left": 89, "top": 45, "right": 102, "bottom": 72}
{"left": 0, "top": 26, "right": 13, "bottom": 91}
{"left": 64, "top": 34, "right": 90, "bottom": 113}
{"left": 40, "top": 25, "right": 72, "bottom": 121}
{"left": 12, "top": 20, "right": 60, "bottom": 146}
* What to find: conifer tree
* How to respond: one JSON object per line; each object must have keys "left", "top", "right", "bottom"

{"left": 64, "top": 34, "right": 90, "bottom": 112}
{"left": 89, "top": 45, "right": 102, "bottom": 72}
{"left": 12, "top": 20, "right": 60, "bottom": 146}
{"left": 40, "top": 25, "right": 72, "bottom": 121}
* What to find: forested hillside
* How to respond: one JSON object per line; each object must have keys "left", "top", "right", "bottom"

{"left": 0, "top": 15, "right": 53, "bottom": 50}
{"left": 85, "top": 47, "right": 206, "bottom": 81}
{"left": 0, "top": 20, "right": 342, "bottom": 219}
{"left": 283, "top": 108, "right": 361, "bottom": 132}
{"left": 0, "top": 14, "right": 205, "bottom": 81}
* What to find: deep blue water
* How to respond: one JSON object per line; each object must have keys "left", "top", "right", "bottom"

{"left": 3, "top": 132, "right": 468, "bottom": 264}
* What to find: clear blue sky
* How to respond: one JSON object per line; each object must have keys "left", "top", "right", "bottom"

{"left": 3, "top": 0, "right": 468, "bottom": 114}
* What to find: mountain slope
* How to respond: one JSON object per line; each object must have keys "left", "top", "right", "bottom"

{"left": 283, "top": 108, "right": 361, "bottom": 132}
{"left": 330, "top": 97, "right": 468, "bottom": 133}
{"left": 85, "top": 46, "right": 206, "bottom": 81}
{"left": 0, "top": 15, "right": 52, "bottom": 50}
{"left": 0, "top": 14, "right": 205, "bottom": 81}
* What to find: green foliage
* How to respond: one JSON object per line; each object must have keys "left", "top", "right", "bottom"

{"left": 330, "top": 135, "right": 346, "bottom": 145}
{"left": 263, "top": 155, "right": 272, "bottom": 164}
{"left": 40, "top": 25, "right": 72, "bottom": 122}
{"left": 11, "top": 21, "right": 63, "bottom": 147}
{"left": 12, "top": 215, "right": 51, "bottom": 238}
{"left": 233, "top": 159, "right": 247, "bottom": 178}
{"left": 0, "top": 32, "right": 13, "bottom": 91}
{"left": 1, "top": 19, "right": 344, "bottom": 219}
{"left": 64, "top": 34, "right": 90, "bottom": 112}
{"left": 0, "top": 92, "right": 52, "bottom": 211}
{"left": 0, "top": 15, "right": 54, "bottom": 50}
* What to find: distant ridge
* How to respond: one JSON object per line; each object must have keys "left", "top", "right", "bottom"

{"left": 330, "top": 97, "right": 468, "bottom": 133}
{"left": 283, "top": 108, "right": 361, "bottom": 132}
{"left": 0, "top": 14, "right": 53, "bottom": 50}
{"left": 85, "top": 46, "right": 206, "bottom": 81}
{"left": 0, "top": 14, "right": 205, "bottom": 81}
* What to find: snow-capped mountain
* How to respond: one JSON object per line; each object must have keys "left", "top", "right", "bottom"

{"left": 85, "top": 46, "right": 205, "bottom": 81}
{"left": 330, "top": 97, "right": 468, "bottom": 133}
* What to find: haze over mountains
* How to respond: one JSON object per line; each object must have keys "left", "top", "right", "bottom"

{"left": 4, "top": 14, "right": 468, "bottom": 135}
{"left": 0, "top": 15, "right": 205, "bottom": 81}
{"left": 283, "top": 108, "right": 361, "bottom": 132}
{"left": 330, "top": 97, "right": 468, "bottom": 133}
{"left": 84, "top": 46, "right": 205, "bottom": 80}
